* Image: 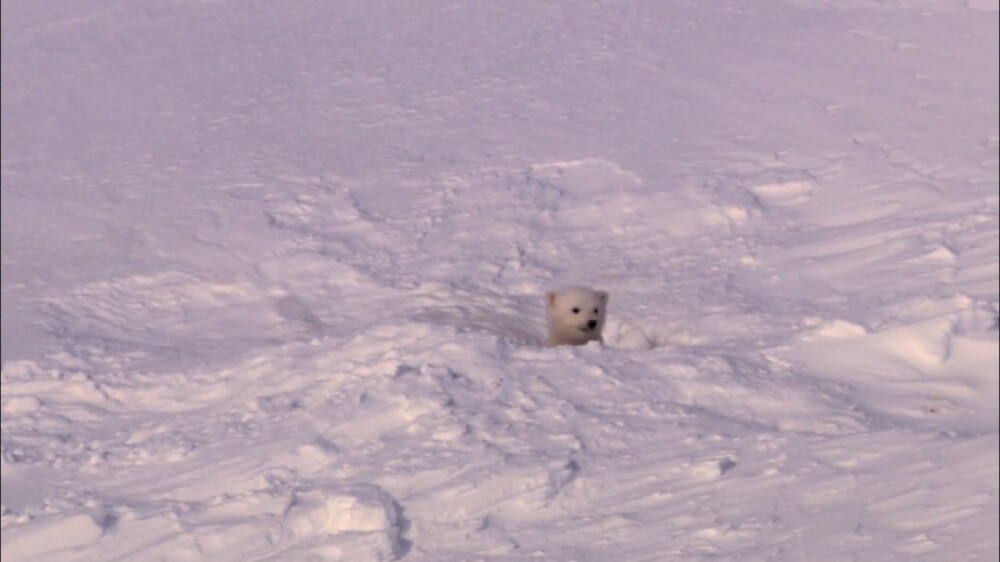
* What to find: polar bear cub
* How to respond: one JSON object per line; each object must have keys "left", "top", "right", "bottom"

{"left": 545, "top": 287, "right": 609, "bottom": 347}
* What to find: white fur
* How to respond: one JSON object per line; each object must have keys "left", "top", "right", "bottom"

{"left": 544, "top": 287, "right": 609, "bottom": 347}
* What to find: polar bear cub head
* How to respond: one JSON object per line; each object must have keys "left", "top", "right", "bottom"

{"left": 545, "top": 287, "right": 609, "bottom": 347}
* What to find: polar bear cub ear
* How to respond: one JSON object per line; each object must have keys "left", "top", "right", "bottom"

{"left": 596, "top": 290, "right": 609, "bottom": 304}
{"left": 546, "top": 291, "right": 558, "bottom": 309}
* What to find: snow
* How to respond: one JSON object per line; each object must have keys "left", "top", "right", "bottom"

{"left": 1, "top": 0, "right": 997, "bottom": 560}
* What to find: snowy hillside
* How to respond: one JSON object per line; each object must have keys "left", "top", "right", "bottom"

{"left": 2, "top": 1, "right": 998, "bottom": 560}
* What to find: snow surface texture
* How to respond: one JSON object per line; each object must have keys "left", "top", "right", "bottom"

{"left": 2, "top": 1, "right": 998, "bottom": 560}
